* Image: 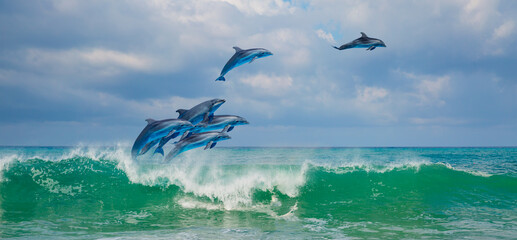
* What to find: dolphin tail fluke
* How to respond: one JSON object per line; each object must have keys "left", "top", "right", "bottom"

{"left": 179, "top": 131, "right": 192, "bottom": 141}
{"left": 204, "top": 141, "right": 214, "bottom": 150}
{"left": 216, "top": 76, "right": 225, "bottom": 81}
{"left": 332, "top": 45, "right": 340, "bottom": 50}
{"left": 154, "top": 146, "right": 164, "bottom": 156}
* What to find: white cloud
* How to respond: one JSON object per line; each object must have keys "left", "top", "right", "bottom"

{"left": 409, "top": 117, "right": 466, "bottom": 125}
{"left": 79, "top": 49, "right": 152, "bottom": 70}
{"left": 458, "top": 0, "right": 500, "bottom": 31}
{"left": 399, "top": 71, "right": 451, "bottom": 106}
{"left": 356, "top": 86, "right": 388, "bottom": 103}
{"left": 493, "top": 20, "right": 515, "bottom": 40}
{"left": 315, "top": 29, "right": 336, "bottom": 44}
{"left": 219, "top": 0, "right": 295, "bottom": 16}
{"left": 239, "top": 73, "right": 294, "bottom": 96}
{"left": 24, "top": 48, "right": 155, "bottom": 76}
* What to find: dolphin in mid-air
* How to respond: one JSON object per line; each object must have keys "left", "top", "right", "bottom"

{"left": 192, "top": 115, "right": 249, "bottom": 133}
{"left": 176, "top": 99, "right": 226, "bottom": 125}
{"left": 216, "top": 47, "right": 273, "bottom": 81}
{"left": 131, "top": 118, "right": 193, "bottom": 159}
{"left": 151, "top": 99, "right": 225, "bottom": 156}
{"left": 164, "top": 131, "right": 231, "bottom": 161}
{"left": 333, "top": 32, "right": 386, "bottom": 51}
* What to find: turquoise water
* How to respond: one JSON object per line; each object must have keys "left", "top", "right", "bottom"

{"left": 0, "top": 146, "right": 516, "bottom": 239}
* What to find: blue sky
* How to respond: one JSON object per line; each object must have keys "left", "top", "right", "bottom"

{"left": 1, "top": 0, "right": 516, "bottom": 146}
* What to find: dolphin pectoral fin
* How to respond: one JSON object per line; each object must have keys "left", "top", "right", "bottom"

{"left": 208, "top": 113, "right": 214, "bottom": 122}
{"left": 204, "top": 141, "right": 213, "bottom": 150}
{"left": 179, "top": 131, "right": 191, "bottom": 141}
{"left": 227, "top": 126, "right": 234, "bottom": 132}
{"left": 249, "top": 56, "right": 257, "bottom": 63}
{"left": 366, "top": 46, "right": 376, "bottom": 51}
{"left": 210, "top": 142, "right": 217, "bottom": 149}
{"left": 165, "top": 130, "right": 176, "bottom": 139}
{"left": 203, "top": 113, "right": 209, "bottom": 122}
{"left": 141, "top": 139, "right": 159, "bottom": 155}
{"left": 222, "top": 125, "right": 231, "bottom": 132}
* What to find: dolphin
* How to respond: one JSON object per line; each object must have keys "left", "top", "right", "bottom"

{"left": 333, "top": 32, "right": 386, "bottom": 51}
{"left": 216, "top": 47, "right": 273, "bottom": 81}
{"left": 131, "top": 118, "right": 193, "bottom": 159}
{"left": 192, "top": 115, "right": 249, "bottom": 134}
{"left": 176, "top": 99, "right": 226, "bottom": 125}
{"left": 164, "top": 131, "right": 231, "bottom": 161}
{"left": 151, "top": 99, "right": 226, "bottom": 156}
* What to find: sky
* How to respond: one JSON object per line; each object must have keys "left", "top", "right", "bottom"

{"left": 0, "top": 0, "right": 516, "bottom": 147}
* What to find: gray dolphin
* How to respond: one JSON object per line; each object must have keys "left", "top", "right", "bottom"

{"left": 151, "top": 99, "right": 225, "bottom": 156}
{"left": 176, "top": 99, "right": 226, "bottom": 125}
{"left": 333, "top": 32, "right": 386, "bottom": 51}
{"left": 216, "top": 47, "right": 273, "bottom": 81}
{"left": 192, "top": 115, "right": 249, "bottom": 133}
{"left": 131, "top": 118, "right": 193, "bottom": 159}
{"left": 164, "top": 131, "right": 231, "bottom": 161}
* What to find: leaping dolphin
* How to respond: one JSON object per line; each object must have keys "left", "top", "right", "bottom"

{"left": 192, "top": 115, "right": 249, "bottom": 133}
{"left": 131, "top": 118, "right": 193, "bottom": 159}
{"left": 164, "top": 131, "right": 231, "bottom": 161}
{"left": 176, "top": 99, "right": 226, "bottom": 125}
{"left": 333, "top": 32, "right": 386, "bottom": 51}
{"left": 154, "top": 115, "right": 249, "bottom": 156}
{"left": 150, "top": 99, "right": 226, "bottom": 156}
{"left": 216, "top": 47, "right": 273, "bottom": 81}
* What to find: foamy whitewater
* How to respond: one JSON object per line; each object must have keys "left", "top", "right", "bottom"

{"left": 0, "top": 146, "right": 516, "bottom": 239}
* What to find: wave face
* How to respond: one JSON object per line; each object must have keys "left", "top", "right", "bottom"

{"left": 0, "top": 147, "right": 516, "bottom": 239}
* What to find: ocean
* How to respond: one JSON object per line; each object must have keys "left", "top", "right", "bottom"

{"left": 0, "top": 146, "right": 515, "bottom": 239}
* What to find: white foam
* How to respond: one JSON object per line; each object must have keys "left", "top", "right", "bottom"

{"left": 437, "top": 162, "right": 493, "bottom": 177}
{"left": 117, "top": 149, "right": 309, "bottom": 210}
{"left": 0, "top": 154, "right": 18, "bottom": 182}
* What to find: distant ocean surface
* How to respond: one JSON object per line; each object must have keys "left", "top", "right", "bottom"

{"left": 0, "top": 146, "right": 516, "bottom": 239}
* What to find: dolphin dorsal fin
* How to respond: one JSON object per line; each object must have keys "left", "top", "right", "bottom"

{"left": 360, "top": 32, "right": 368, "bottom": 38}
{"left": 176, "top": 109, "right": 188, "bottom": 117}
{"left": 233, "top": 46, "right": 243, "bottom": 52}
{"left": 145, "top": 118, "right": 156, "bottom": 124}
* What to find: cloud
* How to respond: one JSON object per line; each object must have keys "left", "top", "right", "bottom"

{"left": 239, "top": 73, "right": 293, "bottom": 96}
{"left": 315, "top": 29, "right": 336, "bottom": 44}
{"left": 355, "top": 86, "right": 388, "bottom": 103}
{"left": 458, "top": 0, "right": 500, "bottom": 31}
{"left": 492, "top": 20, "right": 515, "bottom": 40}
{"left": 409, "top": 117, "right": 466, "bottom": 125}
{"left": 23, "top": 48, "right": 155, "bottom": 76}
{"left": 219, "top": 0, "right": 295, "bottom": 16}
{"left": 398, "top": 71, "right": 451, "bottom": 106}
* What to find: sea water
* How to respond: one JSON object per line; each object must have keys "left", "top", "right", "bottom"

{"left": 0, "top": 146, "right": 516, "bottom": 239}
